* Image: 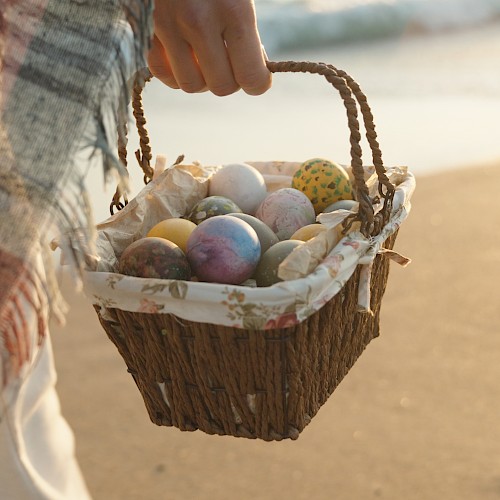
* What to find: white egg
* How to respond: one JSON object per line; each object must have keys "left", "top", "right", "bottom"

{"left": 208, "top": 163, "right": 267, "bottom": 215}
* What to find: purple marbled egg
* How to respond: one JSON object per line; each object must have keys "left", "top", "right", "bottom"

{"left": 186, "top": 215, "right": 261, "bottom": 284}
{"left": 255, "top": 188, "right": 316, "bottom": 240}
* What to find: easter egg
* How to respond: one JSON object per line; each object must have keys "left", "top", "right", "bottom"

{"left": 323, "top": 199, "right": 359, "bottom": 213}
{"left": 290, "top": 223, "right": 327, "bottom": 242}
{"left": 186, "top": 215, "right": 261, "bottom": 284}
{"left": 118, "top": 237, "right": 191, "bottom": 280}
{"left": 209, "top": 163, "right": 267, "bottom": 215}
{"left": 226, "top": 212, "right": 279, "bottom": 255}
{"left": 146, "top": 218, "right": 197, "bottom": 252}
{"left": 255, "top": 188, "right": 316, "bottom": 241}
{"left": 188, "top": 196, "right": 242, "bottom": 225}
{"left": 254, "top": 240, "right": 303, "bottom": 287}
{"left": 292, "top": 158, "right": 354, "bottom": 214}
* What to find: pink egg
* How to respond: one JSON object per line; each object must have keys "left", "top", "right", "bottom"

{"left": 255, "top": 188, "right": 316, "bottom": 240}
{"left": 186, "top": 215, "right": 261, "bottom": 284}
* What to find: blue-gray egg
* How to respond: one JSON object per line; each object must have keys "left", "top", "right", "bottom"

{"left": 226, "top": 212, "right": 279, "bottom": 256}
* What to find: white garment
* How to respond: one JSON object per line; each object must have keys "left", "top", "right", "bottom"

{"left": 0, "top": 333, "right": 91, "bottom": 500}
{"left": 0, "top": 253, "right": 91, "bottom": 500}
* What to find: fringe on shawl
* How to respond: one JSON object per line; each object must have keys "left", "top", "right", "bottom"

{"left": 0, "top": 0, "right": 154, "bottom": 394}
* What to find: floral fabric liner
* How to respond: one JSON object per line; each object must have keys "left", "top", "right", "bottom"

{"left": 83, "top": 160, "right": 415, "bottom": 331}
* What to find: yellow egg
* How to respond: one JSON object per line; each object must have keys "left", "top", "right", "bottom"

{"left": 292, "top": 158, "right": 353, "bottom": 215}
{"left": 146, "top": 218, "right": 197, "bottom": 253}
{"left": 290, "top": 224, "right": 327, "bottom": 241}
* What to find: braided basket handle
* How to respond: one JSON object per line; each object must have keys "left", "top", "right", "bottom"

{"left": 266, "top": 61, "right": 394, "bottom": 235}
{"left": 111, "top": 71, "right": 153, "bottom": 215}
{"left": 112, "top": 61, "right": 395, "bottom": 236}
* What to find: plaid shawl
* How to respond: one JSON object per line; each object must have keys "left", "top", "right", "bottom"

{"left": 0, "top": 0, "right": 153, "bottom": 393}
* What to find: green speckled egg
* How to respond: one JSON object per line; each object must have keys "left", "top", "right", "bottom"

{"left": 292, "top": 158, "right": 353, "bottom": 214}
{"left": 188, "top": 196, "right": 242, "bottom": 225}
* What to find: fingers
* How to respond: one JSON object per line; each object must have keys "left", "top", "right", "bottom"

{"left": 223, "top": 7, "right": 272, "bottom": 96}
{"left": 189, "top": 34, "right": 240, "bottom": 96}
{"left": 191, "top": 1, "right": 271, "bottom": 95}
{"left": 150, "top": 0, "right": 272, "bottom": 96}
{"left": 160, "top": 38, "right": 208, "bottom": 94}
{"left": 148, "top": 32, "right": 208, "bottom": 93}
{"left": 147, "top": 36, "right": 179, "bottom": 89}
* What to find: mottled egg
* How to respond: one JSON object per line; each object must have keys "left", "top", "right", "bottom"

{"left": 188, "top": 196, "right": 242, "bottom": 225}
{"left": 209, "top": 163, "right": 267, "bottom": 215}
{"left": 290, "top": 223, "right": 327, "bottom": 241}
{"left": 226, "top": 212, "right": 279, "bottom": 255}
{"left": 186, "top": 215, "right": 261, "bottom": 284}
{"left": 254, "top": 240, "right": 303, "bottom": 287}
{"left": 118, "top": 237, "right": 191, "bottom": 280}
{"left": 292, "top": 158, "right": 354, "bottom": 214}
{"left": 146, "top": 218, "right": 197, "bottom": 252}
{"left": 255, "top": 188, "right": 316, "bottom": 241}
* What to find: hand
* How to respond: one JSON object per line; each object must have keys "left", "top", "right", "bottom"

{"left": 147, "top": 0, "right": 272, "bottom": 96}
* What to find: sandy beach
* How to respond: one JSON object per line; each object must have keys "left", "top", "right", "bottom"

{"left": 49, "top": 22, "right": 500, "bottom": 500}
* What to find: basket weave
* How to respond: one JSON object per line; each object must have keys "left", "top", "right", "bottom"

{"left": 95, "top": 232, "right": 395, "bottom": 440}
{"left": 93, "top": 60, "right": 403, "bottom": 441}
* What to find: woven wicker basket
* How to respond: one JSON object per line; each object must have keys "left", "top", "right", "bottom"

{"left": 91, "top": 61, "right": 410, "bottom": 441}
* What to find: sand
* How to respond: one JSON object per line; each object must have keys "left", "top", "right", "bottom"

{"left": 51, "top": 159, "right": 500, "bottom": 500}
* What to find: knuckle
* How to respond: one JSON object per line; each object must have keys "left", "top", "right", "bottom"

{"left": 178, "top": 80, "right": 207, "bottom": 93}
{"left": 210, "top": 82, "right": 240, "bottom": 97}
{"left": 224, "top": 0, "right": 255, "bottom": 25}
{"left": 147, "top": 63, "right": 178, "bottom": 88}
{"left": 175, "top": 5, "right": 209, "bottom": 37}
{"left": 241, "top": 71, "right": 272, "bottom": 95}
{"left": 147, "top": 62, "right": 167, "bottom": 78}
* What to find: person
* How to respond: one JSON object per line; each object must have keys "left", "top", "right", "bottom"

{"left": 0, "top": 1, "right": 271, "bottom": 498}
{"left": 148, "top": 0, "right": 272, "bottom": 95}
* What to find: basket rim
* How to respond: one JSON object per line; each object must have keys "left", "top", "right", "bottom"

{"left": 85, "top": 162, "right": 414, "bottom": 330}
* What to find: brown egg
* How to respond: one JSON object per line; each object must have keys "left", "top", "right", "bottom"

{"left": 119, "top": 237, "right": 191, "bottom": 280}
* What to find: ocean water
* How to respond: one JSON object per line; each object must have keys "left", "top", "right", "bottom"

{"left": 255, "top": 0, "right": 500, "bottom": 53}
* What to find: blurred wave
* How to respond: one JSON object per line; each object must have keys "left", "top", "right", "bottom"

{"left": 255, "top": 0, "right": 500, "bottom": 53}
